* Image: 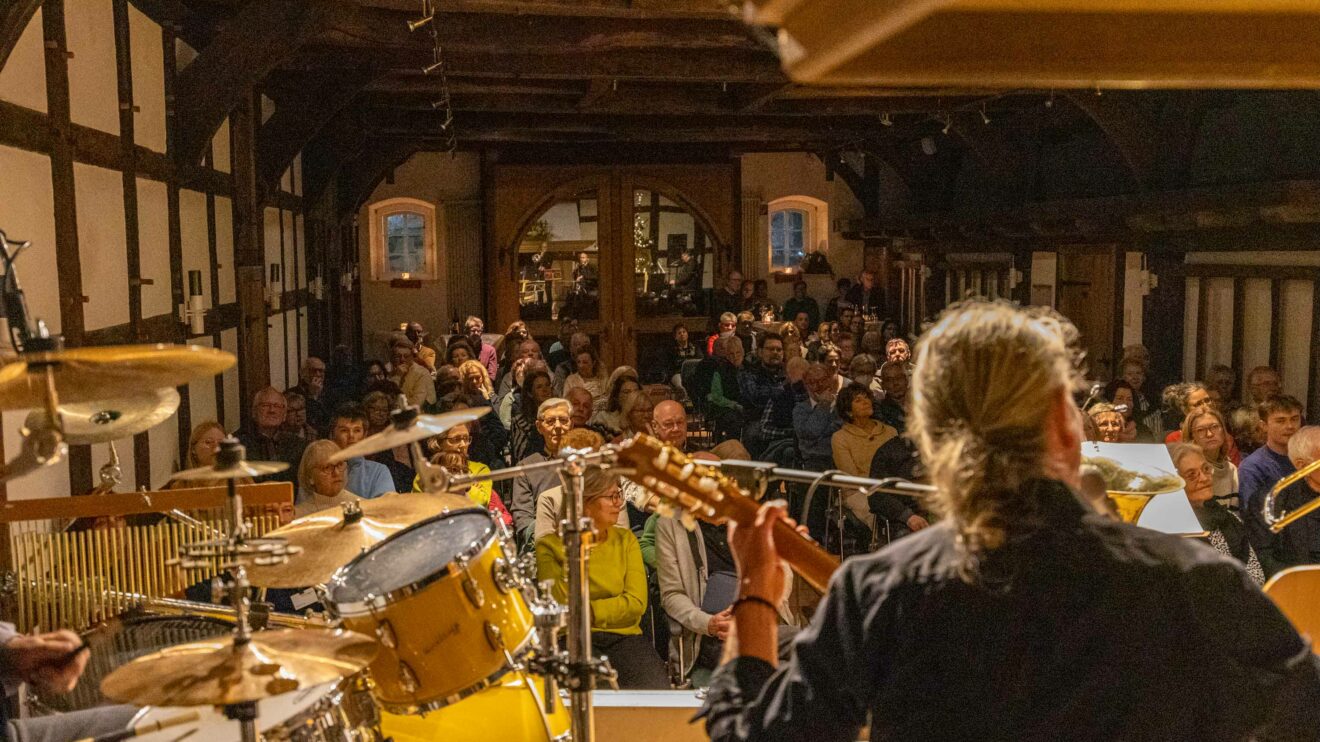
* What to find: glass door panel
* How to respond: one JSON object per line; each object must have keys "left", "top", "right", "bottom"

{"left": 517, "top": 190, "right": 601, "bottom": 324}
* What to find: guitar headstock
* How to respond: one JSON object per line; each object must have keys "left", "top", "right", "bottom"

{"left": 614, "top": 434, "right": 750, "bottom": 529}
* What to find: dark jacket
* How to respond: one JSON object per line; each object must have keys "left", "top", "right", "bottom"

{"left": 736, "top": 358, "right": 785, "bottom": 414}
{"left": 1247, "top": 478, "right": 1320, "bottom": 577}
{"left": 844, "top": 282, "right": 885, "bottom": 317}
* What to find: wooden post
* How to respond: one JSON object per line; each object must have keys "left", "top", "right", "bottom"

{"left": 163, "top": 22, "right": 192, "bottom": 452}
{"left": 231, "top": 90, "right": 269, "bottom": 423}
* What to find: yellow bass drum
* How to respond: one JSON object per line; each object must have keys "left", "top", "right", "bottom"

{"left": 381, "top": 672, "right": 570, "bottom": 742}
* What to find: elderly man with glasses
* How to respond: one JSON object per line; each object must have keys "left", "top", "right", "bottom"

{"left": 233, "top": 386, "right": 306, "bottom": 484}
{"left": 510, "top": 398, "right": 575, "bottom": 549}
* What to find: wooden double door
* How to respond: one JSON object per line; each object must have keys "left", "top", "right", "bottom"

{"left": 488, "top": 164, "right": 737, "bottom": 372}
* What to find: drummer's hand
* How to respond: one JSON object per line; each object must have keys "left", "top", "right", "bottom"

{"left": 728, "top": 502, "right": 790, "bottom": 604}
{"left": 2, "top": 630, "right": 88, "bottom": 694}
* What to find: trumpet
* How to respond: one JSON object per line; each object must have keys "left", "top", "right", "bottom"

{"left": 1262, "top": 458, "right": 1320, "bottom": 533}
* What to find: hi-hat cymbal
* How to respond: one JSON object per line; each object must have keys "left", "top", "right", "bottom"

{"left": 247, "top": 493, "right": 476, "bottom": 587}
{"left": 0, "top": 345, "right": 235, "bottom": 410}
{"left": 328, "top": 408, "right": 490, "bottom": 463}
{"left": 99, "top": 628, "right": 376, "bottom": 707}
{"left": 25, "top": 388, "right": 180, "bottom": 444}
{"left": 170, "top": 459, "right": 289, "bottom": 482}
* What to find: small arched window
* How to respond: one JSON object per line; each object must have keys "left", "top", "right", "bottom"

{"left": 767, "top": 196, "right": 828, "bottom": 274}
{"left": 368, "top": 197, "right": 439, "bottom": 281}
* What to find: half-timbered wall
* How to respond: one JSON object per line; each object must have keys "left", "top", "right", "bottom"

{"left": 0, "top": 2, "right": 309, "bottom": 501}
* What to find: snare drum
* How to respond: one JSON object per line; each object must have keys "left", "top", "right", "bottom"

{"left": 327, "top": 509, "right": 533, "bottom": 714}
{"left": 380, "top": 672, "right": 570, "bottom": 742}
{"left": 132, "top": 675, "right": 381, "bottom": 742}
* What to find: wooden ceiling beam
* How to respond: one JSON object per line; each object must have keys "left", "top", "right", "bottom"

{"left": 173, "top": 0, "right": 352, "bottom": 167}
{"left": 0, "top": 0, "right": 41, "bottom": 72}
{"left": 256, "top": 70, "right": 376, "bottom": 190}
{"left": 346, "top": 0, "right": 730, "bottom": 20}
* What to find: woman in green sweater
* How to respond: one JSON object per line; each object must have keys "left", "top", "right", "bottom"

{"left": 536, "top": 467, "right": 669, "bottom": 689}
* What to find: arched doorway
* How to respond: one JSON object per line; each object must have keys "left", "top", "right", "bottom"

{"left": 490, "top": 164, "right": 737, "bottom": 372}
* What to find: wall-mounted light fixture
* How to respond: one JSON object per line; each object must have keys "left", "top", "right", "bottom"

{"left": 308, "top": 269, "right": 324, "bottom": 301}
{"left": 267, "top": 264, "right": 283, "bottom": 311}
{"left": 179, "top": 269, "right": 207, "bottom": 335}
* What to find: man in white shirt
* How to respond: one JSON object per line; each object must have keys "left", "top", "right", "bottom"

{"left": 388, "top": 338, "right": 436, "bottom": 408}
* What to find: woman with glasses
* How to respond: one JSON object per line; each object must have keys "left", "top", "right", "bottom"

{"left": 1181, "top": 407, "right": 1239, "bottom": 500}
{"left": 294, "top": 439, "right": 358, "bottom": 517}
{"left": 1170, "top": 443, "right": 1263, "bottom": 584}
{"left": 418, "top": 422, "right": 491, "bottom": 504}
{"left": 536, "top": 465, "right": 669, "bottom": 689}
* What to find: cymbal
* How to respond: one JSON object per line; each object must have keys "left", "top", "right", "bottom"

{"left": 328, "top": 408, "right": 490, "bottom": 463}
{"left": 247, "top": 493, "right": 477, "bottom": 587}
{"left": 99, "top": 628, "right": 376, "bottom": 707}
{"left": 0, "top": 344, "right": 235, "bottom": 411}
{"left": 25, "top": 388, "right": 180, "bottom": 444}
{"left": 170, "top": 459, "right": 289, "bottom": 482}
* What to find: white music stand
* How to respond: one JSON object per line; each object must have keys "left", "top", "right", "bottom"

{"left": 1081, "top": 441, "right": 1207, "bottom": 537}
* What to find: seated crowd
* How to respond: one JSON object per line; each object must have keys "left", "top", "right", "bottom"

{"left": 180, "top": 270, "right": 1317, "bottom": 689}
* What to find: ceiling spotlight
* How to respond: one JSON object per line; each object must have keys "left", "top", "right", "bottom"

{"left": 940, "top": 114, "right": 952, "bottom": 135}
{"left": 980, "top": 105, "right": 991, "bottom": 125}
{"left": 1045, "top": 89, "right": 1055, "bottom": 108}
{"left": 407, "top": 15, "right": 433, "bottom": 31}
{"left": 423, "top": 59, "right": 444, "bottom": 74}
{"left": 1094, "top": 84, "right": 1103, "bottom": 96}
{"left": 879, "top": 112, "right": 893, "bottom": 126}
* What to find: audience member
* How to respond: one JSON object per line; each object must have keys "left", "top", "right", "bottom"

{"left": 794, "top": 363, "right": 840, "bottom": 472}
{"left": 781, "top": 280, "right": 820, "bottom": 332}
{"left": 1087, "top": 403, "right": 1124, "bottom": 443}
{"left": 511, "top": 397, "right": 574, "bottom": 545}
{"left": 1247, "top": 365, "right": 1283, "bottom": 406}
{"left": 388, "top": 338, "right": 437, "bottom": 409}
{"left": 285, "top": 357, "right": 329, "bottom": 433}
{"left": 652, "top": 400, "right": 690, "bottom": 451}
{"left": 1248, "top": 424, "right": 1320, "bottom": 577}
{"left": 463, "top": 316, "right": 500, "bottom": 380}
{"left": 845, "top": 269, "right": 885, "bottom": 318}
{"left": 711, "top": 270, "right": 743, "bottom": 322}
{"left": 563, "top": 346, "right": 609, "bottom": 411}
{"left": 329, "top": 404, "right": 395, "bottom": 499}
{"left": 567, "top": 386, "right": 595, "bottom": 429}
{"left": 1182, "top": 407, "right": 1239, "bottom": 499}
{"left": 617, "top": 391, "right": 656, "bottom": 440}
{"left": 707, "top": 336, "right": 745, "bottom": 442}
{"left": 536, "top": 466, "right": 668, "bottom": 689}
{"left": 823, "top": 277, "right": 852, "bottom": 322}
{"left": 1207, "top": 364, "right": 1239, "bottom": 410}
{"left": 666, "top": 322, "right": 704, "bottom": 383}
{"left": 1240, "top": 395, "right": 1303, "bottom": 515}
{"left": 170, "top": 421, "right": 244, "bottom": 489}
{"left": 737, "top": 334, "right": 786, "bottom": 435}
{"left": 510, "top": 366, "right": 554, "bottom": 464}
{"left": 295, "top": 440, "right": 357, "bottom": 517}
{"left": 233, "top": 387, "right": 305, "bottom": 485}
{"left": 592, "top": 368, "right": 641, "bottom": 435}
{"left": 875, "top": 361, "right": 909, "bottom": 434}
{"left": 281, "top": 391, "right": 318, "bottom": 441}
{"left": 546, "top": 317, "right": 579, "bottom": 373}
{"left": 458, "top": 359, "right": 495, "bottom": 402}
{"left": 1170, "top": 443, "right": 1263, "bottom": 584}
{"left": 885, "top": 337, "right": 911, "bottom": 364}
{"left": 445, "top": 339, "right": 476, "bottom": 368}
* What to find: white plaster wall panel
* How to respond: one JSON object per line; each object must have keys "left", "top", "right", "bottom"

{"left": 285, "top": 310, "right": 299, "bottom": 390}
{"left": 1188, "top": 251, "right": 1320, "bottom": 268}
{"left": 268, "top": 312, "right": 287, "bottom": 391}
{"left": 89, "top": 438, "right": 135, "bottom": 492}
{"left": 281, "top": 210, "right": 294, "bottom": 287}
{"left": 148, "top": 411, "right": 181, "bottom": 489}
{"left": 221, "top": 329, "right": 241, "bottom": 429}
{"left": 281, "top": 166, "right": 293, "bottom": 195}
{"left": 175, "top": 39, "right": 198, "bottom": 71}
{"left": 211, "top": 119, "right": 231, "bottom": 174}
{"left": 136, "top": 177, "right": 172, "bottom": 318}
{"left": 128, "top": 5, "right": 166, "bottom": 154}
{"left": 1279, "top": 280, "right": 1313, "bottom": 401}
{"left": 65, "top": 0, "right": 120, "bottom": 136}
{"left": 73, "top": 163, "right": 129, "bottom": 331}
{"left": 0, "top": 8, "right": 47, "bottom": 111}
{"left": 2, "top": 412, "right": 70, "bottom": 500}
{"left": 1121, "top": 252, "right": 1144, "bottom": 348}
{"left": 298, "top": 312, "right": 308, "bottom": 366}
{"left": 1204, "top": 277, "right": 1235, "bottom": 371}
{"left": 215, "top": 196, "right": 236, "bottom": 304}
{"left": 179, "top": 189, "right": 212, "bottom": 309}
{"left": 0, "top": 145, "right": 61, "bottom": 338}
{"left": 1242, "top": 279, "right": 1273, "bottom": 387}
{"left": 187, "top": 337, "right": 218, "bottom": 429}
{"left": 1183, "top": 278, "right": 1199, "bottom": 381}
{"left": 294, "top": 215, "right": 305, "bottom": 289}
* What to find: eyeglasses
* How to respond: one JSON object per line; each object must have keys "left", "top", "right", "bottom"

{"left": 1192, "top": 423, "right": 1223, "bottom": 437}
{"left": 1178, "top": 463, "right": 1214, "bottom": 480}
{"left": 654, "top": 419, "right": 686, "bottom": 431}
{"left": 587, "top": 491, "right": 624, "bottom": 504}
{"left": 257, "top": 402, "right": 286, "bottom": 411}
{"left": 444, "top": 435, "right": 472, "bottom": 445}
{"left": 539, "top": 415, "right": 572, "bottom": 427}
{"left": 316, "top": 462, "right": 347, "bottom": 474}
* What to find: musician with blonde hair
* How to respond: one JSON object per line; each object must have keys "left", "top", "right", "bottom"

{"left": 702, "top": 300, "right": 1320, "bottom": 740}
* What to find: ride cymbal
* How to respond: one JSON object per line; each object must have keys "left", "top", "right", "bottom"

{"left": 99, "top": 628, "right": 376, "bottom": 707}
{"left": 25, "top": 388, "right": 180, "bottom": 444}
{"left": 246, "top": 493, "right": 477, "bottom": 588}
{"left": 328, "top": 408, "right": 490, "bottom": 463}
{"left": 0, "top": 345, "right": 235, "bottom": 410}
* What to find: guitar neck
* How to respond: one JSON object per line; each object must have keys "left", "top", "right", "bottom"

{"left": 724, "top": 483, "right": 840, "bottom": 594}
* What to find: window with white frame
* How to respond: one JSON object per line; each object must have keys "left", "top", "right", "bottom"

{"left": 368, "top": 197, "right": 439, "bottom": 281}
{"left": 767, "top": 196, "right": 828, "bottom": 273}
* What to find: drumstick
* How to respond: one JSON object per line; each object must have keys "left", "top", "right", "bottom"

{"left": 74, "top": 710, "right": 202, "bottom": 742}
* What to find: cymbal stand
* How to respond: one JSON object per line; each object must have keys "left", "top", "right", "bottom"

{"left": 216, "top": 566, "right": 259, "bottom": 742}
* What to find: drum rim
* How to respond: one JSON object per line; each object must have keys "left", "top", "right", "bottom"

{"left": 376, "top": 632, "right": 535, "bottom": 715}
{"left": 325, "top": 509, "right": 496, "bottom": 615}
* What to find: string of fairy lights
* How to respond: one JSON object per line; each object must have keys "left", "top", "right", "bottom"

{"left": 409, "top": 0, "right": 458, "bottom": 156}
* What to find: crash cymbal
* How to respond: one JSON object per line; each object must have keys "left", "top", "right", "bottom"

{"left": 327, "top": 407, "right": 490, "bottom": 463}
{"left": 170, "top": 459, "right": 288, "bottom": 482}
{"left": 100, "top": 628, "right": 376, "bottom": 707}
{"left": 0, "top": 344, "right": 235, "bottom": 411}
{"left": 25, "top": 388, "right": 180, "bottom": 444}
{"left": 247, "top": 493, "right": 477, "bottom": 587}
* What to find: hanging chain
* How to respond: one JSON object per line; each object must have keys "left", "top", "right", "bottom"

{"left": 410, "top": 0, "right": 457, "bottom": 157}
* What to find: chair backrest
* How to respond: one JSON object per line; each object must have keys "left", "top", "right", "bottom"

{"left": 1263, "top": 564, "right": 1320, "bottom": 646}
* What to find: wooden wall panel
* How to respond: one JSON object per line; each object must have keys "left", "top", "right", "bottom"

{"left": 73, "top": 163, "right": 129, "bottom": 331}
{"left": 0, "top": 6, "right": 44, "bottom": 112}
{"left": 0, "top": 144, "right": 61, "bottom": 336}
{"left": 179, "top": 189, "right": 212, "bottom": 308}
{"left": 215, "top": 195, "right": 236, "bottom": 304}
{"left": 64, "top": 0, "right": 118, "bottom": 136}
{"left": 1281, "top": 280, "right": 1314, "bottom": 401}
{"left": 221, "top": 328, "right": 241, "bottom": 427}
{"left": 136, "top": 176, "right": 171, "bottom": 318}
{"left": 126, "top": 4, "right": 164, "bottom": 154}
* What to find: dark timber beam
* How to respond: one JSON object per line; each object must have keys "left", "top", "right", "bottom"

{"left": 0, "top": 0, "right": 41, "bottom": 72}
{"left": 256, "top": 70, "right": 374, "bottom": 190}
{"left": 173, "top": 0, "right": 348, "bottom": 167}
{"left": 1066, "top": 92, "right": 1163, "bottom": 191}
{"left": 335, "top": 139, "right": 424, "bottom": 217}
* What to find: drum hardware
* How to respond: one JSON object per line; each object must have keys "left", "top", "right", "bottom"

{"left": 327, "top": 400, "right": 490, "bottom": 465}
